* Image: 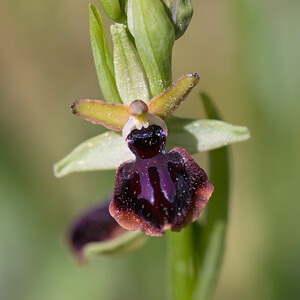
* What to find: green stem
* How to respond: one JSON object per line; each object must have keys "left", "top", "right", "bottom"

{"left": 167, "top": 227, "right": 195, "bottom": 300}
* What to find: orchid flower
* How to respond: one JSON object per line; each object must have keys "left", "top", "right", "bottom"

{"left": 68, "top": 74, "right": 214, "bottom": 236}
{"left": 54, "top": 1, "right": 250, "bottom": 298}
{"left": 57, "top": 73, "right": 248, "bottom": 258}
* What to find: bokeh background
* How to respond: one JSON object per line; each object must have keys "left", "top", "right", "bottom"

{"left": 1, "top": 0, "right": 300, "bottom": 299}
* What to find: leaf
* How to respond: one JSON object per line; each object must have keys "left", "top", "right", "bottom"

{"left": 54, "top": 131, "right": 133, "bottom": 178}
{"left": 148, "top": 73, "right": 200, "bottom": 119}
{"left": 71, "top": 99, "right": 130, "bottom": 131}
{"left": 167, "top": 93, "right": 250, "bottom": 300}
{"left": 167, "top": 116, "right": 250, "bottom": 153}
{"left": 111, "top": 24, "right": 150, "bottom": 105}
{"left": 128, "top": 0, "right": 175, "bottom": 97}
{"left": 192, "top": 93, "right": 231, "bottom": 300}
{"left": 162, "top": 0, "right": 193, "bottom": 39}
{"left": 89, "top": 4, "right": 122, "bottom": 103}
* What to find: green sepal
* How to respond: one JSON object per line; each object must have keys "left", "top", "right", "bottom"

{"left": 128, "top": 0, "right": 175, "bottom": 97}
{"left": 167, "top": 116, "right": 250, "bottom": 153}
{"left": 89, "top": 4, "right": 122, "bottom": 103}
{"left": 83, "top": 231, "right": 147, "bottom": 258}
{"left": 54, "top": 116, "right": 249, "bottom": 177}
{"left": 53, "top": 131, "right": 133, "bottom": 178}
{"left": 162, "top": 0, "right": 193, "bottom": 39}
{"left": 111, "top": 24, "right": 150, "bottom": 105}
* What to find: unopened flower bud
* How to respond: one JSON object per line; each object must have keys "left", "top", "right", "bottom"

{"left": 162, "top": 0, "right": 193, "bottom": 39}
{"left": 97, "top": 0, "right": 126, "bottom": 22}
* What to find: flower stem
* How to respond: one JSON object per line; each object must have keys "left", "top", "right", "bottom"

{"left": 167, "top": 226, "right": 195, "bottom": 300}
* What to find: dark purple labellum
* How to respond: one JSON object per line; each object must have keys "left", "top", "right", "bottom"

{"left": 109, "top": 125, "right": 214, "bottom": 236}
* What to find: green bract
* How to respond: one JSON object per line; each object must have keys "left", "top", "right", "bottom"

{"left": 89, "top": 5, "right": 121, "bottom": 103}
{"left": 111, "top": 24, "right": 150, "bottom": 105}
{"left": 127, "top": 0, "right": 175, "bottom": 97}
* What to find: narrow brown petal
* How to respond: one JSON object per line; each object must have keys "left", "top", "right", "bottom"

{"left": 71, "top": 99, "right": 130, "bottom": 131}
{"left": 147, "top": 73, "right": 200, "bottom": 119}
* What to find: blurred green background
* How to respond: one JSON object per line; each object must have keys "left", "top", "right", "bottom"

{"left": 1, "top": 0, "right": 300, "bottom": 299}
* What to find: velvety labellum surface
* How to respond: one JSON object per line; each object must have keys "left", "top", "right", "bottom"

{"left": 109, "top": 125, "right": 214, "bottom": 236}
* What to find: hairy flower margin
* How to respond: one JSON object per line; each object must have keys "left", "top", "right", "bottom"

{"left": 54, "top": 0, "right": 250, "bottom": 262}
